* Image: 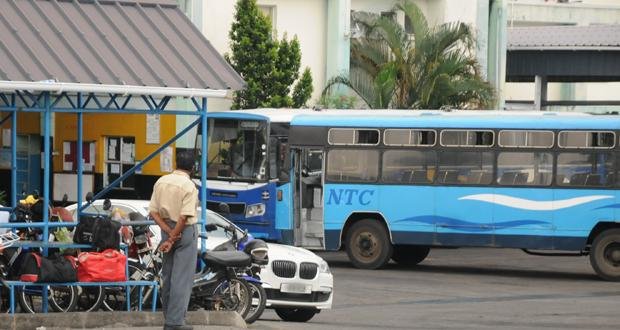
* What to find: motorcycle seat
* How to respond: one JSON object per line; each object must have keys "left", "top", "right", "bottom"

{"left": 201, "top": 250, "right": 251, "bottom": 267}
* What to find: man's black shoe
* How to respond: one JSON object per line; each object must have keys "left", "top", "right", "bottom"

{"left": 163, "top": 325, "right": 193, "bottom": 330}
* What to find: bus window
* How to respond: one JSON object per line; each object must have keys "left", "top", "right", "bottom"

{"left": 328, "top": 128, "right": 380, "bottom": 145}
{"left": 326, "top": 149, "right": 379, "bottom": 182}
{"left": 498, "top": 130, "right": 554, "bottom": 148}
{"left": 558, "top": 131, "right": 615, "bottom": 149}
{"left": 556, "top": 153, "right": 615, "bottom": 187}
{"left": 437, "top": 151, "right": 493, "bottom": 184}
{"left": 384, "top": 129, "right": 436, "bottom": 146}
{"left": 497, "top": 152, "right": 553, "bottom": 186}
{"left": 440, "top": 130, "right": 494, "bottom": 147}
{"left": 382, "top": 150, "right": 436, "bottom": 184}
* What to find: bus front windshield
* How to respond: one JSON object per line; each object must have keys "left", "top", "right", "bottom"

{"left": 202, "top": 118, "right": 268, "bottom": 182}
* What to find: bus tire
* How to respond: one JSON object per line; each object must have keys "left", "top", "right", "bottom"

{"left": 346, "top": 219, "right": 393, "bottom": 269}
{"left": 392, "top": 245, "right": 430, "bottom": 266}
{"left": 590, "top": 228, "right": 620, "bottom": 281}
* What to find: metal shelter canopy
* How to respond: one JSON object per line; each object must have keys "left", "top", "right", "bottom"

{"left": 0, "top": 0, "right": 244, "bottom": 265}
{"left": 0, "top": 0, "right": 244, "bottom": 92}
{"left": 506, "top": 25, "right": 620, "bottom": 109}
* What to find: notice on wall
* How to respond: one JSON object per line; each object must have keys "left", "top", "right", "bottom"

{"left": 63, "top": 141, "right": 72, "bottom": 171}
{"left": 111, "top": 163, "right": 121, "bottom": 174}
{"left": 122, "top": 141, "right": 135, "bottom": 163}
{"left": 160, "top": 146, "right": 172, "bottom": 173}
{"left": 146, "top": 114, "right": 160, "bottom": 144}
{"left": 2, "top": 129, "right": 10, "bottom": 147}
{"left": 107, "top": 138, "right": 117, "bottom": 160}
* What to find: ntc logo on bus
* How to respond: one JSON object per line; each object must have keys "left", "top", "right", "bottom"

{"left": 327, "top": 189, "right": 375, "bottom": 206}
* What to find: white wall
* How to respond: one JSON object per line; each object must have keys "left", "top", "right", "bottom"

{"left": 202, "top": 0, "right": 327, "bottom": 106}
{"left": 199, "top": 0, "right": 488, "bottom": 108}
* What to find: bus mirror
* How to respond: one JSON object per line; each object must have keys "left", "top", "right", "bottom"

{"left": 277, "top": 141, "right": 291, "bottom": 182}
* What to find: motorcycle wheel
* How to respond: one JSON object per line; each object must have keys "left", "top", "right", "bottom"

{"left": 102, "top": 263, "right": 159, "bottom": 311}
{"left": 76, "top": 286, "right": 105, "bottom": 312}
{"left": 244, "top": 281, "right": 266, "bottom": 324}
{"left": 18, "top": 285, "right": 78, "bottom": 313}
{"left": 212, "top": 277, "right": 252, "bottom": 319}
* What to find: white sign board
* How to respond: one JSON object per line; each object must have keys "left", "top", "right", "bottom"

{"left": 146, "top": 114, "right": 160, "bottom": 144}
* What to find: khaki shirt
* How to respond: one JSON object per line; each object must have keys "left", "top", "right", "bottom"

{"left": 149, "top": 170, "right": 198, "bottom": 225}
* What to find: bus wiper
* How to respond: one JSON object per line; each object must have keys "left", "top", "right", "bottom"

{"left": 209, "top": 176, "right": 259, "bottom": 184}
{"left": 230, "top": 177, "right": 259, "bottom": 183}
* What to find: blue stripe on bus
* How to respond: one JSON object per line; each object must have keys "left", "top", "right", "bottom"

{"left": 394, "top": 216, "right": 550, "bottom": 232}
{"left": 327, "top": 229, "right": 586, "bottom": 251}
{"left": 594, "top": 203, "right": 620, "bottom": 210}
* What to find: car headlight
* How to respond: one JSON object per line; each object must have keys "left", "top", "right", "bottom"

{"left": 245, "top": 203, "right": 266, "bottom": 217}
{"left": 319, "top": 260, "right": 331, "bottom": 274}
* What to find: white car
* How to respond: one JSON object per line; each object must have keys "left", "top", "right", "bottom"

{"left": 66, "top": 199, "right": 333, "bottom": 322}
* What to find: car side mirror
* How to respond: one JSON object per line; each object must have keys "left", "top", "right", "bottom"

{"left": 103, "top": 198, "right": 112, "bottom": 211}
{"left": 205, "top": 224, "right": 218, "bottom": 232}
{"left": 85, "top": 192, "right": 93, "bottom": 203}
{"left": 62, "top": 194, "right": 68, "bottom": 204}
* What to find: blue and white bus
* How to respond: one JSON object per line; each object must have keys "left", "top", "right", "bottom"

{"left": 202, "top": 109, "right": 620, "bottom": 281}
{"left": 195, "top": 110, "right": 313, "bottom": 240}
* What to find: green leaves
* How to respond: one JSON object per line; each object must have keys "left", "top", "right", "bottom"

{"left": 293, "top": 68, "right": 314, "bottom": 108}
{"left": 227, "top": 0, "right": 313, "bottom": 109}
{"left": 323, "top": 0, "right": 494, "bottom": 110}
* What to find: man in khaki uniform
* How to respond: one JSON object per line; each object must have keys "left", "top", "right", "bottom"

{"left": 149, "top": 151, "right": 198, "bottom": 330}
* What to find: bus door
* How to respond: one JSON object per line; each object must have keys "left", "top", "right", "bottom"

{"left": 292, "top": 147, "right": 325, "bottom": 248}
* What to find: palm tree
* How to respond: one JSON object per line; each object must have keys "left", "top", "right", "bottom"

{"left": 323, "top": 0, "right": 494, "bottom": 109}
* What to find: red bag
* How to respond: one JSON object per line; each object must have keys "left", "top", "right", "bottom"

{"left": 77, "top": 249, "right": 127, "bottom": 282}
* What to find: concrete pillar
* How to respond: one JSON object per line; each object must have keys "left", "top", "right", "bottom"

{"left": 488, "top": 0, "right": 507, "bottom": 110}
{"left": 534, "top": 75, "right": 548, "bottom": 111}
{"left": 325, "top": 0, "right": 351, "bottom": 93}
{"left": 476, "top": 0, "right": 489, "bottom": 80}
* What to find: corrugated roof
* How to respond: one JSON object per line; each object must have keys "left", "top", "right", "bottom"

{"left": 0, "top": 0, "right": 244, "bottom": 92}
{"left": 508, "top": 25, "right": 620, "bottom": 50}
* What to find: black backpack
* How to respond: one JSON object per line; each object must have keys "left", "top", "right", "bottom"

{"left": 92, "top": 218, "right": 121, "bottom": 251}
{"left": 73, "top": 216, "right": 97, "bottom": 244}
{"left": 39, "top": 255, "right": 77, "bottom": 283}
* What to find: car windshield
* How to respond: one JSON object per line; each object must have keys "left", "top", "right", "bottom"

{"left": 206, "top": 211, "right": 244, "bottom": 239}
{"left": 196, "top": 118, "right": 268, "bottom": 182}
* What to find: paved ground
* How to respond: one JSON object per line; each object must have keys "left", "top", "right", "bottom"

{"left": 250, "top": 248, "right": 620, "bottom": 330}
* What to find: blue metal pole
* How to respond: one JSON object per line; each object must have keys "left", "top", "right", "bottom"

{"left": 77, "top": 93, "right": 83, "bottom": 214}
{"left": 200, "top": 97, "right": 207, "bottom": 254}
{"left": 43, "top": 92, "right": 50, "bottom": 255}
{"left": 42, "top": 92, "right": 51, "bottom": 313}
{"left": 11, "top": 111, "right": 17, "bottom": 210}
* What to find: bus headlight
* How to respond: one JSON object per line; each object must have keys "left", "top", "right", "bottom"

{"left": 245, "top": 203, "right": 266, "bottom": 217}
{"left": 319, "top": 260, "right": 331, "bottom": 274}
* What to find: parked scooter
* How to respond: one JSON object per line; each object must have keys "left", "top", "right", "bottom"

{"left": 189, "top": 246, "right": 253, "bottom": 319}
{"left": 208, "top": 222, "right": 268, "bottom": 324}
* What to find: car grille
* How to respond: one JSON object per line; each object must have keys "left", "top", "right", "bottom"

{"left": 272, "top": 260, "right": 296, "bottom": 278}
{"left": 299, "top": 262, "right": 318, "bottom": 279}
{"left": 265, "top": 288, "right": 331, "bottom": 302}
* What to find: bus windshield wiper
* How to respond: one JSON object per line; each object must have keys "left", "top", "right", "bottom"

{"left": 208, "top": 176, "right": 260, "bottom": 184}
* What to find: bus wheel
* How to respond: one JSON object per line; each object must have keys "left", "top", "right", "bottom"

{"left": 590, "top": 228, "right": 620, "bottom": 281}
{"left": 392, "top": 245, "right": 430, "bottom": 267}
{"left": 346, "top": 219, "right": 393, "bottom": 269}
